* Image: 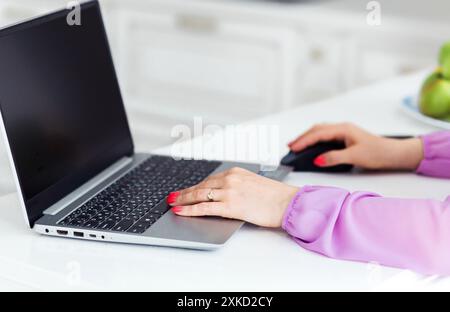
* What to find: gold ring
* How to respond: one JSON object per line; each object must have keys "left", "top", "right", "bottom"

{"left": 207, "top": 189, "right": 214, "bottom": 202}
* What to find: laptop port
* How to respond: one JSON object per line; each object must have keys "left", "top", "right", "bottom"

{"left": 89, "top": 234, "right": 96, "bottom": 238}
{"left": 57, "top": 230, "right": 68, "bottom": 236}
{"left": 74, "top": 232, "right": 84, "bottom": 238}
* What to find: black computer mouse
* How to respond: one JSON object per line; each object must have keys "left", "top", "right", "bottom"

{"left": 280, "top": 141, "right": 354, "bottom": 173}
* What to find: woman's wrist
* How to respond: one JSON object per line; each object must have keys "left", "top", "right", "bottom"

{"left": 276, "top": 186, "right": 300, "bottom": 227}
{"left": 386, "top": 137, "right": 424, "bottom": 170}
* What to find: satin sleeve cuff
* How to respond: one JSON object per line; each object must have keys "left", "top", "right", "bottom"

{"left": 281, "top": 186, "right": 349, "bottom": 243}
{"left": 416, "top": 131, "right": 450, "bottom": 178}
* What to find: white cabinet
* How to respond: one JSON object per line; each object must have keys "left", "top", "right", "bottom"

{"left": 111, "top": 7, "right": 298, "bottom": 150}
{"left": 115, "top": 9, "right": 297, "bottom": 120}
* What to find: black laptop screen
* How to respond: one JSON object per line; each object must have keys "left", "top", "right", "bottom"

{"left": 0, "top": 1, "right": 134, "bottom": 226}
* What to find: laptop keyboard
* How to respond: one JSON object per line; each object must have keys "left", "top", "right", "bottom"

{"left": 58, "top": 156, "right": 221, "bottom": 234}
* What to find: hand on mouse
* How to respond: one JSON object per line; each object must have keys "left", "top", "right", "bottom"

{"left": 167, "top": 167, "right": 299, "bottom": 227}
{"left": 288, "top": 123, "right": 424, "bottom": 170}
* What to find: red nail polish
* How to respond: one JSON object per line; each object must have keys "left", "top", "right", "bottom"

{"left": 172, "top": 206, "right": 183, "bottom": 213}
{"left": 166, "top": 192, "right": 180, "bottom": 204}
{"left": 314, "top": 155, "right": 326, "bottom": 167}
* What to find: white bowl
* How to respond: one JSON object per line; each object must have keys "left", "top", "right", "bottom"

{"left": 401, "top": 96, "right": 450, "bottom": 130}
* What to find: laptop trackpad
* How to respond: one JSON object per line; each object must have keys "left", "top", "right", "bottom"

{"left": 144, "top": 206, "right": 243, "bottom": 245}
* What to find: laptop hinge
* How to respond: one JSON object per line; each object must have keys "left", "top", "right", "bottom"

{"left": 43, "top": 156, "right": 133, "bottom": 216}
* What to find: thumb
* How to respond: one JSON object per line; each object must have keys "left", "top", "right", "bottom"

{"left": 315, "top": 150, "right": 352, "bottom": 167}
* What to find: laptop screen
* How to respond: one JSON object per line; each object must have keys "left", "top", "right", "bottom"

{"left": 0, "top": 1, "right": 134, "bottom": 226}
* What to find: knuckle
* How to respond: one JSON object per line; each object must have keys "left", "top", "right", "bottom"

{"left": 326, "top": 153, "right": 336, "bottom": 162}
{"left": 177, "top": 192, "right": 186, "bottom": 202}
{"left": 180, "top": 206, "right": 192, "bottom": 215}
{"left": 191, "top": 204, "right": 202, "bottom": 214}
{"left": 203, "top": 202, "right": 213, "bottom": 210}
{"left": 341, "top": 122, "right": 354, "bottom": 130}
{"left": 192, "top": 189, "right": 204, "bottom": 200}
{"left": 229, "top": 167, "right": 242, "bottom": 174}
{"left": 198, "top": 203, "right": 211, "bottom": 214}
{"left": 313, "top": 123, "right": 327, "bottom": 130}
{"left": 345, "top": 154, "right": 354, "bottom": 163}
{"left": 224, "top": 174, "right": 239, "bottom": 185}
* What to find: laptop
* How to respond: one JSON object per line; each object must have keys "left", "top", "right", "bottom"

{"left": 0, "top": 0, "right": 290, "bottom": 249}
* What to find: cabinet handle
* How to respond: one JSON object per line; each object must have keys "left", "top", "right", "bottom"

{"left": 398, "top": 65, "right": 416, "bottom": 74}
{"left": 310, "top": 48, "right": 324, "bottom": 62}
{"left": 176, "top": 14, "right": 218, "bottom": 33}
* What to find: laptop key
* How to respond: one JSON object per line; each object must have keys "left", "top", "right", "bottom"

{"left": 97, "top": 220, "right": 116, "bottom": 230}
{"left": 59, "top": 218, "right": 70, "bottom": 225}
{"left": 127, "top": 223, "right": 148, "bottom": 234}
{"left": 84, "top": 220, "right": 100, "bottom": 228}
{"left": 70, "top": 219, "right": 84, "bottom": 226}
{"left": 112, "top": 219, "right": 134, "bottom": 232}
{"left": 130, "top": 214, "right": 143, "bottom": 221}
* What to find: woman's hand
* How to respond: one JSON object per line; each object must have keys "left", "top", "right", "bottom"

{"left": 288, "top": 123, "right": 424, "bottom": 171}
{"left": 167, "top": 167, "right": 299, "bottom": 227}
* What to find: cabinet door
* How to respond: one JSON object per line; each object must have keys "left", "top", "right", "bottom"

{"left": 114, "top": 9, "right": 297, "bottom": 124}
{"left": 293, "top": 29, "right": 351, "bottom": 103}
{"left": 351, "top": 32, "right": 440, "bottom": 86}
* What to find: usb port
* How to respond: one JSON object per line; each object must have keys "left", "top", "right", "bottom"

{"left": 57, "top": 230, "right": 68, "bottom": 236}
{"left": 73, "top": 232, "right": 84, "bottom": 238}
{"left": 89, "top": 234, "right": 97, "bottom": 238}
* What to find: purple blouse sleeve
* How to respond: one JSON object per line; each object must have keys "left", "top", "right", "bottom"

{"left": 282, "top": 132, "right": 450, "bottom": 275}
{"left": 416, "top": 131, "right": 450, "bottom": 178}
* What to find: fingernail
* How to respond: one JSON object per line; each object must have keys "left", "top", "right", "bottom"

{"left": 172, "top": 206, "right": 183, "bottom": 213}
{"left": 314, "top": 155, "right": 326, "bottom": 167}
{"left": 166, "top": 192, "right": 180, "bottom": 205}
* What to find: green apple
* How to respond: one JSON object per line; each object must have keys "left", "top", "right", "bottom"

{"left": 443, "top": 57, "right": 450, "bottom": 80}
{"left": 439, "top": 41, "right": 450, "bottom": 65}
{"left": 420, "top": 72, "right": 450, "bottom": 118}
{"left": 422, "top": 68, "right": 442, "bottom": 86}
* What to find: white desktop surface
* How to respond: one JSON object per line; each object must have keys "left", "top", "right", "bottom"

{"left": 0, "top": 72, "right": 449, "bottom": 291}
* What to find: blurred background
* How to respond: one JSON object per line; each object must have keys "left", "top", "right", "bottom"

{"left": 0, "top": 0, "right": 449, "bottom": 193}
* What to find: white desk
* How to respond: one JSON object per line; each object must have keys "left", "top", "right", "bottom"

{"left": 1, "top": 72, "right": 449, "bottom": 291}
